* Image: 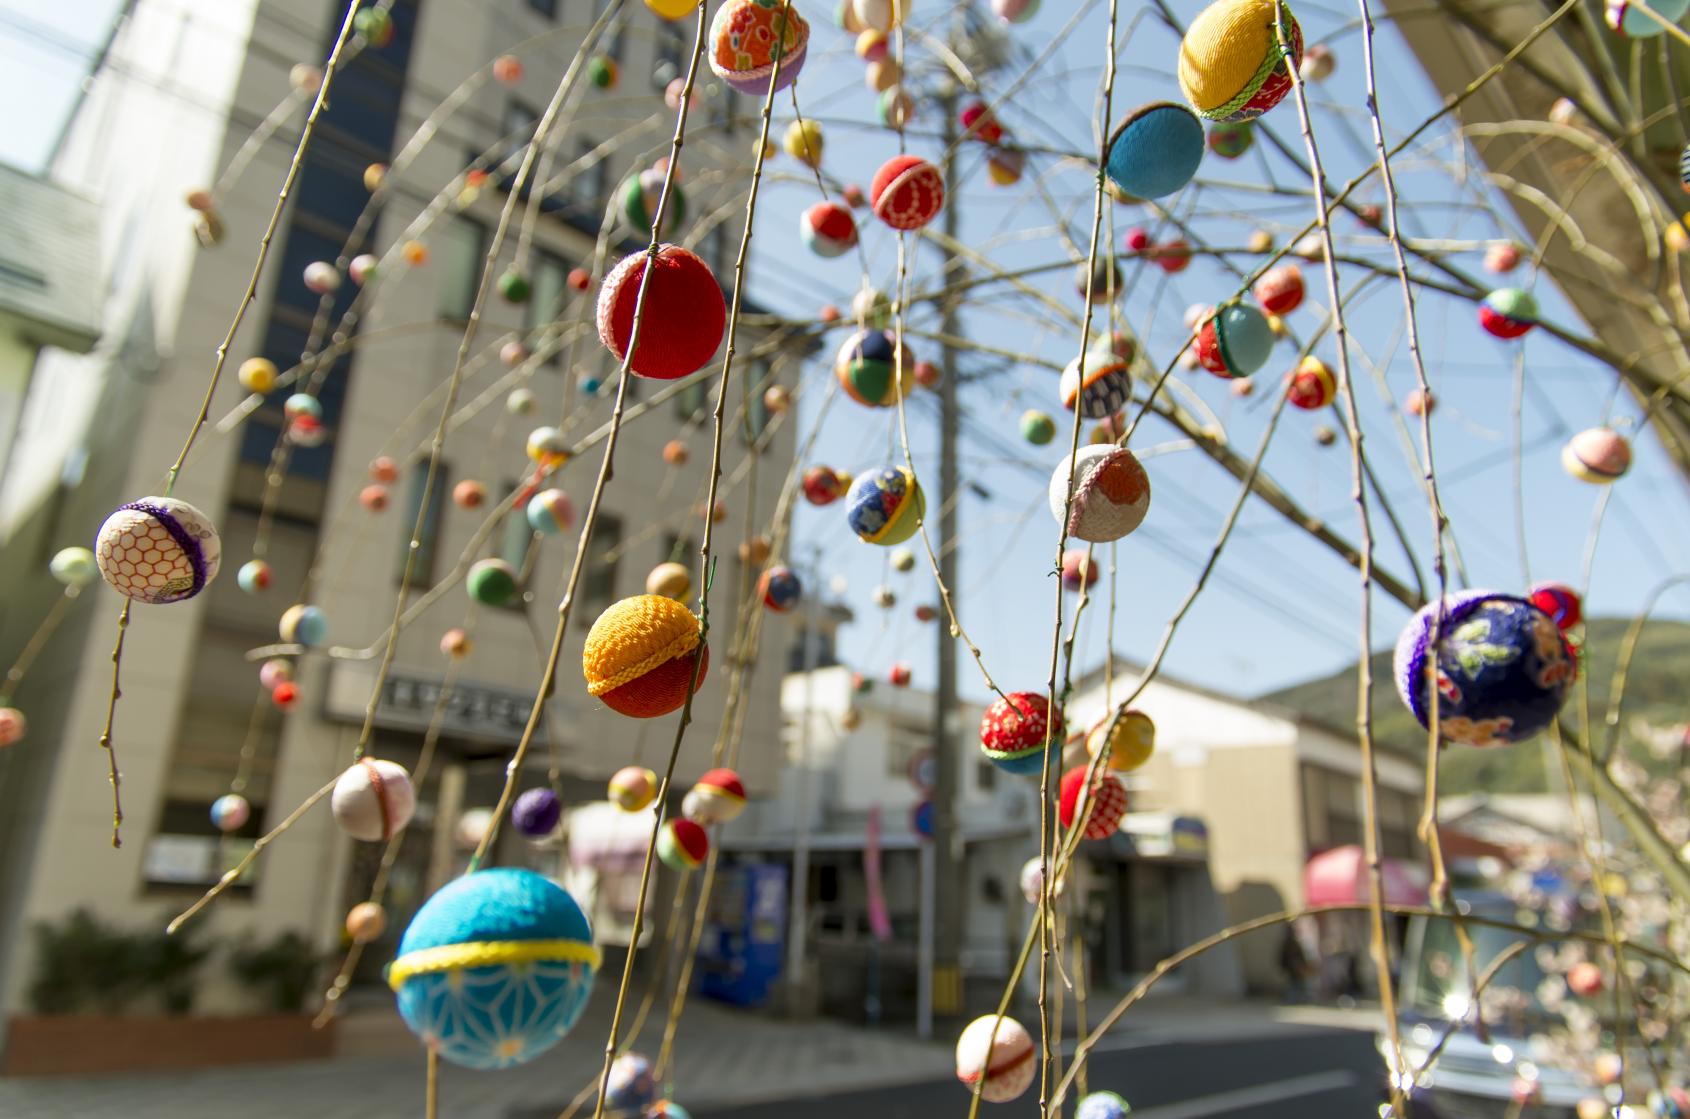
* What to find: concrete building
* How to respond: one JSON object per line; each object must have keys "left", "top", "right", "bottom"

{"left": 0, "top": 0, "right": 796, "bottom": 1035}
{"left": 1064, "top": 657, "right": 1426, "bottom": 994}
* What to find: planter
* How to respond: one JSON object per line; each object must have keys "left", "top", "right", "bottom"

{"left": 3, "top": 1013, "right": 338, "bottom": 1076}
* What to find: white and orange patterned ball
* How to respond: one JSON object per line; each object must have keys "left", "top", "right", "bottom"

{"left": 95, "top": 497, "right": 222, "bottom": 604}
{"left": 955, "top": 1015, "right": 1036, "bottom": 1102}
{"left": 332, "top": 758, "right": 417, "bottom": 841}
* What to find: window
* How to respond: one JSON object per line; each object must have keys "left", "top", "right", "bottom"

{"left": 653, "top": 22, "right": 685, "bottom": 88}
{"left": 579, "top": 514, "right": 622, "bottom": 620}
{"left": 397, "top": 460, "right": 447, "bottom": 587}
{"left": 439, "top": 216, "right": 487, "bottom": 321}
{"left": 500, "top": 480, "right": 535, "bottom": 575}
{"left": 661, "top": 532, "right": 695, "bottom": 566}
{"left": 976, "top": 760, "right": 997, "bottom": 791}
{"left": 502, "top": 99, "right": 539, "bottom": 175}
{"left": 527, "top": 249, "right": 568, "bottom": 362}
{"left": 743, "top": 358, "right": 771, "bottom": 446}
{"left": 527, "top": 0, "right": 557, "bottom": 17}
{"left": 600, "top": 0, "right": 627, "bottom": 60}
{"left": 567, "top": 139, "right": 608, "bottom": 216}
{"left": 704, "top": 223, "right": 730, "bottom": 274}
{"left": 674, "top": 375, "right": 709, "bottom": 423}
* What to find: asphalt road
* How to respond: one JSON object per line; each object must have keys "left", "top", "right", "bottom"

{"left": 690, "top": 1025, "right": 1383, "bottom": 1119}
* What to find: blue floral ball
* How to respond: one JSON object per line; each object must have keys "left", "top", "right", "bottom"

{"left": 1393, "top": 591, "right": 1575, "bottom": 748}
{"left": 390, "top": 868, "right": 599, "bottom": 1069}
{"left": 606, "top": 1052, "right": 658, "bottom": 1115}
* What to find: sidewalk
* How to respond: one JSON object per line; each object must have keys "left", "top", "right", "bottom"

{"left": 0, "top": 993, "right": 1381, "bottom": 1119}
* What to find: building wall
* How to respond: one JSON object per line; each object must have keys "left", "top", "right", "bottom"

{"left": 0, "top": 0, "right": 793, "bottom": 1020}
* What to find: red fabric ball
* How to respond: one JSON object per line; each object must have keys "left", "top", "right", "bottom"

{"left": 1253, "top": 264, "right": 1305, "bottom": 315}
{"left": 601, "top": 644, "right": 710, "bottom": 718}
{"left": 272, "top": 681, "right": 300, "bottom": 709}
{"left": 1058, "top": 766, "right": 1128, "bottom": 839}
{"left": 568, "top": 267, "right": 591, "bottom": 291}
{"left": 597, "top": 246, "right": 726, "bottom": 379}
{"left": 1153, "top": 240, "right": 1191, "bottom": 274}
{"left": 980, "top": 692, "right": 1063, "bottom": 755}
{"left": 870, "top": 155, "right": 944, "bottom": 231}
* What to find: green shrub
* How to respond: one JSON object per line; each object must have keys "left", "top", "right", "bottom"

{"left": 228, "top": 931, "right": 324, "bottom": 1013}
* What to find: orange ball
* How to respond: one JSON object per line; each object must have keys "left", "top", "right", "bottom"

{"left": 402, "top": 241, "right": 428, "bottom": 266}
{"left": 583, "top": 596, "right": 710, "bottom": 718}
{"left": 453, "top": 480, "right": 486, "bottom": 509}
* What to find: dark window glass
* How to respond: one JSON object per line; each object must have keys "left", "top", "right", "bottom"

{"left": 653, "top": 22, "right": 685, "bottom": 88}
{"left": 674, "top": 376, "right": 709, "bottom": 423}
{"left": 528, "top": 0, "right": 558, "bottom": 16}
{"left": 397, "top": 460, "right": 447, "bottom": 587}
{"left": 528, "top": 249, "right": 568, "bottom": 362}
{"left": 440, "top": 217, "right": 487, "bottom": 321}
{"left": 500, "top": 480, "right": 534, "bottom": 573}
{"left": 566, "top": 140, "right": 608, "bottom": 217}
{"left": 579, "top": 513, "right": 622, "bottom": 620}
{"left": 743, "top": 358, "right": 770, "bottom": 445}
{"left": 502, "top": 99, "right": 539, "bottom": 175}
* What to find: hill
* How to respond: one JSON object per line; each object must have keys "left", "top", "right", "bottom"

{"left": 1262, "top": 616, "right": 1690, "bottom": 794}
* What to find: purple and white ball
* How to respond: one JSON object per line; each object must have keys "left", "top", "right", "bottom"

{"left": 512, "top": 787, "right": 563, "bottom": 838}
{"left": 331, "top": 758, "right": 417, "bottom": 841}
{"left": 95, "top": 497, "right": 223, "bottom": 604}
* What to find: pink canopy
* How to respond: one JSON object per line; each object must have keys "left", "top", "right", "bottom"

{"left": 1304, "top": 844, "right": 1428, "bottom": 907}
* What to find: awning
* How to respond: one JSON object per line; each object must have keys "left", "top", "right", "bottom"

{"left": 1304, "top": 844, "right": 1428, "bottom": 907}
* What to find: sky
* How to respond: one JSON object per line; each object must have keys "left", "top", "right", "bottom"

{"left": 4, "top": 0, "right": 1686, "bottom": 706}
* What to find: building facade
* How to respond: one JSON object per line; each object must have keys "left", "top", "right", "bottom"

{"left": 0, "top": 0, "right": 796, "bottom": 1031}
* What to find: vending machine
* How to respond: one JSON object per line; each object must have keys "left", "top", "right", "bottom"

{"left": 697, "top": 860, "right": 787, "bottom": 1006}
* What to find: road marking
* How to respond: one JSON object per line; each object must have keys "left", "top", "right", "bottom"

{"left": 1125, "top": 1070, "right": 1363, "bottom": 1118}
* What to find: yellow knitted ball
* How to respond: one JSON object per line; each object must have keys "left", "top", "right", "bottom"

{"left": 645, "top": 0, "right": 700, "bottom": 18}
{"left": 784, "top": 119, "right": 825, "bottom": 168}
{"left": 583, "top": 595, "right": 708, "bottom": 719}
{"left": 1178, "top": 0, "right": 1302, "bottom": 122}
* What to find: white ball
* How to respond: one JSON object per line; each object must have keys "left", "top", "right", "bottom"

{"left": 95, "top": 497, "right": 223, "bottom": 604}
{"left": 1048, "top": 445, "right": 1151, "bottom": 543}
{"left": 331, "top": 759, "right": 416, "bottom": 841}
{"left": 303, "top": 261, "right": 341, "bottom": 294}
{"left": 955, "top": 1015, "right": 1036, "bottom": 1102}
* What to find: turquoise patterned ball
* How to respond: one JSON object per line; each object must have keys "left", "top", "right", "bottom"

{"left": 390, "top": 868, "right": 599, "bottom": 1069}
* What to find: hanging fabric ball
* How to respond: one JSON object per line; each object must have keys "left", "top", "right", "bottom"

{"left": 658, "top": 818, "right": 710, "bottom": 871}
{"left": 96, "top": 498, "right": 222, "bottom": 605}
{"left": 801, "top": 201, "right": 858, "bottom": 258}
{"left": 914, "top": 603, "right": 938, "bottom": 622}
{"left": 290, "top": 63, "right": 323, "bottom": 92}
{"left": 1313, "top": 424, "right": 1338, "bottom": 446}
{"left": 980, "top": 692, "right": 1062, "bottom": 775}
{"left": 185, "top": 188, "right": 216, "bottom": 213}
{"left": 440, "top": 628, "right": 474, "bottom": 658}
{"left": 1078, "top": 1091, "right": 1133, "bottom": 1119}
{"left": 1566, "top": 961, "right": 1604, "bottom": 997}
{"left": 566, "top": 267, "right": 591, "bottom": 292}
{"left": 1059, "top": 766, "right": 1128, "bottom": 838}
{"left": 992, "top": 0, "right": 1040, "bottom": 23}
{"left": 1394, "top": 591, "right": 1575, "bottom": 748}
{"left": 597, "top": 246, "right": 726, "bottom": 380}
{"left": 1528, "top": 582, "right": 1582, "bottom": 630}
{"left": 853, "top": 0, "right": 911, "bottom": 31}
{"left": 621, "top": 167, "right": 687, "bottom": 239}
{"left": 506, "top": 388, "right": 537, "bottom": 416}
{"left": 837, "top": 0, "right": 866, "bottom": 31}
{"left": 1020, "top": 410, "right": 1057, "bottom": 445}
{"left": 890, "top": 546, "right": 916, "bottom": 572}
{"left": 913, "top": 360, "right": 942, "bottom": 389}
{"left": 1059, "top": 350, "right": 1133, "bottom": 419}
{"left": 1484, "top": 242, "right": 1521, "bottom": 273}
{"left": 1562, "top": 427, "right": 1631, "bottom": 483}
{"left": 49, "top": 546, "right": 98, "bottom": 588}
{"left": 1087, "top": 709, "right": 1155, "bottom": 772}
{"left": 1075, "top": 257, "right": 1123, "bottom": 304}
{"left": 353, "top": 6, "right": 393, "bottom": 46}
{"left": 1104, "top": 102, "right": 1204, "bottom": 201}
{"left": 697, "top": 497, "right": 728, "bottom": 525}
{"left": 278, "top": 602, "right": 328, "bottom": 647}
{"left": 658, "top": 442, "right": 689, "bottom": 470}
{"left": 709, "top": 0, "right": 811, "bottom": 96}
{"left": 684, "top": 768, "right": 748, "bottom": 824}
{"left": 526, "top": 426, "right": 569, "bottom": 468}
{"left": 606, "top": 1053, "right": 660, "bottom": 1115}
{"left": 873, "top": 584, "right": 897, "bottom": 608}
{"left": 1285, "top": 355, "right": 1336, "bottom": 410}
{"left": 856, "top": 28, "right": 890, "bottom": 61}
{"left": 359, "top": 484, "right": 390, "bottom": 513}
{"left": 527, "top": 490, "right": 575, "bottom": 535}
{"left": 836, "top": 329, "right": 916, "bottom": 407}
{"left": 390, "top": 868, "right": 598, "bottom": 1069}
{"left": 762, "top": 383, "right": 792, "bottom": 414}
{"left": 818, "top": 304, "right": 841, "bottom": 324}
{"left": 664, "top": 77, "right": 697, "bottom": 112}
{"left": 864, "top": 57, "right": 901, "bottom": 93}
{"left": 852, "top": 286, "right": 894, "bottom": 329}
{"left": 1299, "top": 42, "right": 1335, "bottom": 81}
{"left": 583, "top": 595, "right": 708, "bottom": 718}
{"left": 467, "top": 558, "right": 520, "bottom": 607}
{"left": 1195, "top": 303, "right": 1275, "bottom": 379}
{"left": 1605, "top": 0, "right": 1690, "bottom": 36}
{"left": 1018, "top": 855, "right": 1066, "bottom": 904}
{"left": 498, "top": 269, "right": 532, "bottom": 304}
{"left": 784, "top": 119, "right": 825, "bottom": 167}
{"left": 646, "top": 562, "right": 692, "bottom": 601}
{"left": 513, "top": 788, "right": 563, "bottom": 838}
{"left": 739, "top": 536, "right": 772, "bottom": 566}
{"left": 845, "top": 466, "right": 925, "bottom": 545}
{"left": 362, "top": 164, "right": 387, "bottom": 193}
{"left": 870, "top": 155, "right": 945, "bottom": 231}
{"left": 802, "top": 465, "right": 847, "bottom": 505}
{"left": 1048, "top": 445, "right": 1151, "bottom": 543}
{"left": 303, "top": 260, "right": 340, "bottom": 294}
{"left": 492, "top": 53, "right": 524, "bottom": 85}
{"left": 1061, "top": 548, "right": 1098, "bottom": 591}
{"left": 333, "top": 758, "right": 417, "bottom": 841}
{"left": 757, "top": 565, "right": 802, "bottom": 612}
{"left": 346, "top": 901, "right": 387, "bottom": 944}
{"left": 403, "top": 241, "right": 429, "bottom": 266}
{"left": 587, "top": 53, "right": 619, "bottom": 89}
{"left": 888, "top": 663, "right": 912, "bottom": 687}
{"left": 271, "top": 680, "right": 300, "bottom": 710}
{"left": 1247, "top": 228, "right": 1274, "bottom": 253}
{"left": 1253, "top": 263, "right": 1305, "bottom": 314}
{"left": 1404, "top": 388, "right": 1434, "bottom": 417}
{"left": 369, "top": 457, "right": 401, "bottom": 485}
{"left": 500, "top": 341, "right": 530, "bottom": 368}
{"left": 0, "top": 708, "right": 25, "bottom": 749}
{"left": 609, "top": 765, "right": 659, "bottom": 811}
{"left": 1479, "top": 287, "right": 1539, "bottom": 338}
{"left": 986, "top": 146, "right": 1026, "bottom": 186}
{"left": 259, "top": 658, "right": 293, "bottom": 690}
{"left": 877, "top": 89, "right": 916, "bottom": 130}
{"left": 238, "top": 357, "right": 278, "bottom": 394}
{"left": 286, "top": 414, "right": 327, "bottom": 447}
{"left": 1178, "top": 0, "right": 1303, "bottom": 121}
{"left": 955, "top": 1015, "right": 1036, "bottom": 1102}
{"left": 1207, "top": 120, "right": 1254, "bottom": 158}
{"left": 210, "top": 794, "right": 250, "bottom": 833}
{"left": 647, "top": 0, "right": 701, "bottom": 17}
{"left": 237, "top": 558, "right": 272, "bottom": 594}
{"left": 960, "top": 102, "right": 1004, "bottom": 144}
{"left": 452, "top": 480, "right": 487, "bottom": 510}
{"left": 650, "top": 1103, "right": 691, "bottom": 1119}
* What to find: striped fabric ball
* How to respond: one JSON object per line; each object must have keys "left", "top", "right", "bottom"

{"left": 683, "top": 768, "right": 747, "bottom": 824}
{"left": 658, "top": 818, "right": 710, "bottom": 871}
{"left": 332, "top": 758, "right": 417, "bottom": 841}
{"left": 582, "top": 595, "right": 708, "bottom": 718}
{"left": 1285, "top": 355, "right": 1336, "bottom": 410}
{"left": 1253, "top": 263, "right": 1305, "bottom": 314}
{"left": 801, "top": 201, "right": 858, "bottom": 258}
{"left": 980, "top": 691, "right": 1062, "bottom": 775}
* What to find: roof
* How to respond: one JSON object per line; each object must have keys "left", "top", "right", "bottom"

{"left": 0, "top": 163, "right": 100, "bottom": 353}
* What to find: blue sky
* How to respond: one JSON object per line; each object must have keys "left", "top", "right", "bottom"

{"left": 7, "top": 0, "right": 1685, "bottom": 705}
